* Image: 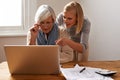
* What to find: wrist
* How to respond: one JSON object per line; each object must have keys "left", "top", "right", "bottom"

{"left": 29, "top": 39, "right": 36, "bottom": 45}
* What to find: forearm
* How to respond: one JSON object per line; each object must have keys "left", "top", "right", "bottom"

{"left": 27, "top": 31, "right": 36, "bottom": 45}
{"left": 65, "top": 39, "right": 83, "bottom": 53}
{"left": 28, "top": 39, "right": 36, "bottom": 45}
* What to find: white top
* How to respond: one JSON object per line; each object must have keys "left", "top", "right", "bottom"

{"left": 59, "top": 26, "right": 74, "bottom": 63}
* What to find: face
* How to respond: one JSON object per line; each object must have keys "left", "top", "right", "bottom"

{"left": 63, "top": 10, "right": 77, "bottom": 28}
{"left": 37, "top": 16, "right": 53, "bottom": 34}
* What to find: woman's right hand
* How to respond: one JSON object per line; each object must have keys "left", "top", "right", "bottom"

{"left": 30, "top": 24, "right": 40, "bottom": 39}
{"left": 28, "top": 24, "right": 41, "bottom": 45}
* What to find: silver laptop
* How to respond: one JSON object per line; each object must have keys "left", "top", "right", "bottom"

{"left": 4, "top": 45, "right": 60, "bottom": 75}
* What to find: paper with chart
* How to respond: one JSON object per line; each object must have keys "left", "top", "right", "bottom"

{"left": 60, "top": 64, "right": 114, "bottom": 80}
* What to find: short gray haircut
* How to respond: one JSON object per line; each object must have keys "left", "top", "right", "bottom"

{"left": 34, "top": 5, "right": 56, "bottom": 23}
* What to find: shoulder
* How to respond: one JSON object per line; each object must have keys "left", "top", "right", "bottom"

{"left": 82, "top": 16, "right": 91, "bottom": 32}
{"left": 53, "top": 23, "right": 59, "bottom": 31}
{"left": 83, "top": 16, "right": 91, "bottom": 26}
{"left": 56, "top": 12, "right": 64, "bottom": 26}
{"left": 57, "top": 12, "right": 63, "bottom": 19}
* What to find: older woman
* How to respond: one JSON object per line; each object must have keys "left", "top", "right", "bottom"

{"left": 27, "top": 5, "right": 59, "bottom": 45}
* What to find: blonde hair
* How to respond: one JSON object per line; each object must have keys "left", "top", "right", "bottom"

{"left": 35, "top": 5, "right": 56, "bottom": 23}
{"left": 63, "top": 1, "right": 84, "bottom": 34}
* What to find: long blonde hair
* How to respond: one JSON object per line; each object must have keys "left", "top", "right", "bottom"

{"left": 63, "top": 1, "right": 84, "bottom": 34}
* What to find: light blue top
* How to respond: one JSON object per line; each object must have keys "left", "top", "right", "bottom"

{"left": 37, "top": 23, "right": 59, "bottom": 45}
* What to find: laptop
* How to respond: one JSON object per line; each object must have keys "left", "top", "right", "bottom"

{"left": 4, "top": 45, "right": 60, "bottom": 75}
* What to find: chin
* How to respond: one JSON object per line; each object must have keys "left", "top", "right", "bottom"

{"left": 66, "top": 25, "right": 72, "bottom": 28}
{"left": 44, "top": 31, "right": 50, "bottom": 34}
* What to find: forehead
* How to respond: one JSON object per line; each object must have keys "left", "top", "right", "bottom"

{"left": 41, "top": 16, "right": 53, "bottom": 22}
{"left": 63, "top": 10, "right": 76, "bottom": 17}
{"left": 39, "top": 16, "right": 53, "bottom": 23}
{"left": 37, "top": 16, "right": 53, "bottom": 24}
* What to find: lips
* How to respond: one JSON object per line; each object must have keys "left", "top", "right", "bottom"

{"left": 66, "top": 24, "right": 71, "bottom": 28}
{"left": 43, "top": 29, "right": 50, "bottom": 33}
{"left": 44, "top": 29, "right": 49, "bottom": 32}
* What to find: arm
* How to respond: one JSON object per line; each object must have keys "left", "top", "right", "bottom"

{"left": 56, "top": 37, "right": 83, "bottom": 53}
{"left": 27, "top": 24, "right": 40, "bottom": 45}
{"left": 56, "top": 17, "right": 91, "bottom": 53}
{"left": 80, "top": 17, "right": 91, "bottom": 52}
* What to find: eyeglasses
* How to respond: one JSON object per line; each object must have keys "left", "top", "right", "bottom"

{"left": 40, "top": 21, "right": 53, "bottom": 27}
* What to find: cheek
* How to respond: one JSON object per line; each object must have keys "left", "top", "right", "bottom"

{"left": 69, "top": 20, "right": 76, "bottom": 26}
{"left": 71, "top": 19, "right": 77, "bottom": 25}
{"left": 73, "top": 17, "right": 77, "bottom": 23}
{"left": 39, "top": 27, "right": 44, "bottom": 32}
{"left": 47, "top": 27, "right": 52, "bottom": 31}
{"left": 44, "top": 26, "right": 53, "bottom": 33}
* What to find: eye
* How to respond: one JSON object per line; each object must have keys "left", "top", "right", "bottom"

{"left": 67, "top": 17, "right": 72, "bottom": 20}
{"left": 40, "top": 21, "right": 44, "bottom": 25}
{"left": 46, "top": 22, "right": 51, "bottom": 24}
{"left": 63, "top": 16, "right": 72, "bottom": 21}
{"left": 63, "top": 16, "right": 66, "bottom": 19}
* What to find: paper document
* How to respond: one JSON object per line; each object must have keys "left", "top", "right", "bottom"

{"left": 60, "top": 64, "right": 114, "bottom": 80}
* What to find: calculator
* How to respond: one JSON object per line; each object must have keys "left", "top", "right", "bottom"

{"left": 95, "top": 69, "right": 117, "bottom": 76}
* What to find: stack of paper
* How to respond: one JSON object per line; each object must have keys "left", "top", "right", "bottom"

{"left": 60, "top": 64, "right": 114, "bottom": 80}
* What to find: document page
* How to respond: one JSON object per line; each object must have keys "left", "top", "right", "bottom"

{"left": 60, "top": 64, "right": 114, "bottom": 80}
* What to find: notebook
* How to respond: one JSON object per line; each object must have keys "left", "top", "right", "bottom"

{"left": 4, "top": 45, "right": 60, "bottom": 75}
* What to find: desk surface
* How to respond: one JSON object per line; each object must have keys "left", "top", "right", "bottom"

{"left": 0, "top": 60, "right": 120, "bottom": 80}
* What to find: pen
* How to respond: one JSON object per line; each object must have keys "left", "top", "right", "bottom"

{"left": 80, "top": 67, "right": 86, "bottom": 73}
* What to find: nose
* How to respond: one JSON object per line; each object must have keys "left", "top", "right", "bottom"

{"left": 44, "top": 24, "right": 48, "bottom": 27}
{"left": 42, "top": 23, "right": 50, "bottom": 28}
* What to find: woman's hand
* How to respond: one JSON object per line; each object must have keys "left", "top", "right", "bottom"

{"left": 28, "top": 23, "right": 41, "bottom": 45}
{"left": 30, "top": 24, "right": 40, "bottom": 39}
{"left": 56, "top": 38, "right": 68, "bottom": 46}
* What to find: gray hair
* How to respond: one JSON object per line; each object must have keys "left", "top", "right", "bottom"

{"left": 34, "top": 5, "right": 56, "bottom": 23}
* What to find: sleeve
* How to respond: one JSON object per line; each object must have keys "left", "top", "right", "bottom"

{"left": 80, "top": 17, "right": 91, "bottom": 52}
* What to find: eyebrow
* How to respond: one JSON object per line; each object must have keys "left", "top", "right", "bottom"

{"left": 63, "top": 16, "right": 72, "bottom": 20}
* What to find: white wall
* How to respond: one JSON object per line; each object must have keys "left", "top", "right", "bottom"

{"left": 80, "top": 0, "right": 120, "bottom": 60}
{"left": 0, "top": 0, "right": 120, "bottom": 62}
{"left": 0, "top": 36, "right": 26, "bottom": 62}
{"left": 36, "top": 0, "right": 80, "bottom": 15}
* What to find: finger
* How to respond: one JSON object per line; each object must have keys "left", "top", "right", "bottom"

{"left": 56, "top": 40, "right": 63, "bottom": 46}
{"left": 55, "top": 39, "right": 61, "bottom": 44}
{"left": 30, "top": 27, "right": 37, "bottom": 32}
{"left": 30, "top": 24, "right": 39, "bottom": 31}
{"left": 34, "top": 24, "right": 40, "bottom": 28}
{"left": 30, "top": 28, "right": 36, "bottom": 32}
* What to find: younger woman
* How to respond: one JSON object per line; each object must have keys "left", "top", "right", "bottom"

{"left": 56, "top": 1, "right": 91, "bottom": 63}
